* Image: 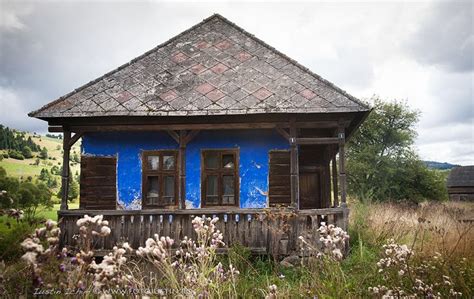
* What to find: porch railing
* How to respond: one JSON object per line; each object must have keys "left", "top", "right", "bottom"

{"left": 58, "top": 207, "right": 348, "bottom": 255}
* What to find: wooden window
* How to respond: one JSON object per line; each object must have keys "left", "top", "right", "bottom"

{"left": 142, "top": 150, "right": 178, "bottom": 208}
{"left": 201, "top": 149, "right": 239, "bottom": 207}
{"left": 268, "top": 150, "right": 291, "bottom": 206}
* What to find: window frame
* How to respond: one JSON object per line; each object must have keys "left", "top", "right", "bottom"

{"left": 201, "top": 149, "right": 239, "bottom": 207}
{"left": 142, "top": 150, "right": 178, "bottom": 208}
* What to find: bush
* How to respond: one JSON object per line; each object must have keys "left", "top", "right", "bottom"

{"left": 21, "top": 146, "right": 33, "bottom": 159}
{"left": 7, "top": 150, "right": 24, "bottom": 160}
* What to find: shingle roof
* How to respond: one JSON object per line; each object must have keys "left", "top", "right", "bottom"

{"left": 447, "top": 166, "right": 474, "bottom": 188}
{"left": 29, "top": 14, "right": 369, "bottom": 119}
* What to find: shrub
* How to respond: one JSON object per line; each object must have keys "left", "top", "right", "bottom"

{"left": 21, "top": 146, "right": 33, "bottom": 159}
{"left": 7, "top": 150, "right": 24, "bottom": 160}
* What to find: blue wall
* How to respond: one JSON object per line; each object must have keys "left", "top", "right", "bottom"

{"left": 82, "top": 130, "right": 289, "bottom": 209}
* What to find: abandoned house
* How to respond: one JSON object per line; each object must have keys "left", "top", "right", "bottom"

{"left": 447, "top": 166, "right": 474, "bottom": 201}
{"left": 29, "top": 14, "right": 370, "bottom": 254}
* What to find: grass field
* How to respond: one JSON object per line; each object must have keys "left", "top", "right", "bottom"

{"left": 1, "top": 133, "right": 83, "bottom": 210}
{"left": 0, "top": 133, "right": 81, "bottom": 189}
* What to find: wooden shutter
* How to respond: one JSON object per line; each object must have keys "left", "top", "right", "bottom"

{"left": 80, "top": 156, "right": 117, "bottom": 210}
{"left": 268, "top": 150, "right": 291, "bottom": 206}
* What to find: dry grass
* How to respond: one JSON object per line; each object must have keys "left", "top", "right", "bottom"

{"left": 352, "top": 201, "right": 474, "bottom": 259}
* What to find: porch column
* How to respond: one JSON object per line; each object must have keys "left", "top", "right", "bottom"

{"left": 178, "top": 130, "right": 186, "bottom": 209}
{"left": 338, "top": 126, "right": 347, "bottom": 207}
{"left": 289, "top": 118, "right": 300, "bottom": 209}
{"left": 60, "top": 129, "right": 71, "bottom": 210}
{"left": 332, "top": 155, "right": 339, "bottom": 207}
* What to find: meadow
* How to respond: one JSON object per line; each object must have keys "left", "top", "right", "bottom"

{"left": 0, "top": 200, "right": 472, "bottom": 298}
{"left": 0, "top": 133, "right": 80, "bottom": 182}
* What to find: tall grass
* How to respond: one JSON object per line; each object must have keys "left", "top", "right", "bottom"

{"left": 1, "top": 201, "right": 472, "bottom": 298}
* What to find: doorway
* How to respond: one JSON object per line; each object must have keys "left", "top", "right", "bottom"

{"left": 299, "top": 169, "right": 322, "bottom": 209}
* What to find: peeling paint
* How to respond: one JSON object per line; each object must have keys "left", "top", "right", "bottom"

{"left": 82, "top": 129, "right": 289, "bottom": 209}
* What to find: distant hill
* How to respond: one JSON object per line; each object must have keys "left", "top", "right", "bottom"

{"left": 0, "top": 126, "right": 81, "bottom": 180}
{"left": 423, "top": 161, "right": 460, "bottom": 170}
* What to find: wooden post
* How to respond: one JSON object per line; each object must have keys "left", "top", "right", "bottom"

{"left": 178, "top": 130, "right": 187, "bottom": 209}
{"left": 332, "top": 155, "right": 339, "bottom": 207}
{"left": 60, "top": 129, "right": 71, "bottom": 210}
{"left": 289, "top": 118, "right": 299, "bottom": 209}
{"left": 338, "top": 126, "right": 347, "bottom": 207}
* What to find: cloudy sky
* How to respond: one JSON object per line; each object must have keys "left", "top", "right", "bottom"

{"left": 0, "top": 0, "right": 472, "bottom": 165}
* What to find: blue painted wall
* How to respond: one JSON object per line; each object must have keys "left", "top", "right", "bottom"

{"left": 82, "top": 130, "right": 289, "bottom": 209}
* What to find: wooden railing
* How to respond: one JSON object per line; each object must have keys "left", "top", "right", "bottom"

{"left": 58, "top": 207, "right": 348, "bottom": 256}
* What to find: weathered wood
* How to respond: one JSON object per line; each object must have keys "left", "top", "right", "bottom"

{"left": 68, "top": 132, "right": 83, "bottom": 148}
{"left": 184, "top": 130, "right": 200, "bottom": 144}
{"left": 166, "top": 130, "right": 180, "bottom": 143}
{"left": 275, "top": 126, "right": 290, "bottom": 140}
{"left": 178, "top": 130, "right": 186, "bottom": 209}
{"left": 60, "top": 129, "right": 71, "bottom": 210}
{"left": 58, "top": 207, "right": 348, "bottom": 254}
{"left": 338, "top": 126, "right": 347, "bottom": 206}
{"left": 80, "top": 156, "right": 117, "bottom": 210}
{"left": 268, "top": 150, "right": 291, "bottom": 206}
{"left": 295, "top": 137, "right": 340, "bottom": 145}
{"left": 289, "top": 118, "right": 300, "bottom": 209}
{"left": 48, "top": 121, "right": 345, "bottom": 133}
{"left": 332, "top": 156, "right": 339, "bottom": 207}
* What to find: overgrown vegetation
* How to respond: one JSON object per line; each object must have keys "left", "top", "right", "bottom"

{"left": 0, "top": 125, "right": 41, "bottom": 153}
{"left": 0, "top": 167, "right": 53, "bottom": 223}
{"left": 347, "top": 98, "right": 448, "bottom": 203}
{"left": 0, "top": 202, "right": 472, "bottom": 297}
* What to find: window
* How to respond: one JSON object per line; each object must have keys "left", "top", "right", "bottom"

{"left": 201, "top": 149, "right": 239, "bottom": 206}
{"left": 142, "top": 150, "right": 178, "bottom": 208}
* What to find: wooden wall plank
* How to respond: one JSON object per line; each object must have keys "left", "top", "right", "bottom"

{"left": 80, "top": 156, "right": 117, "bottom": 210}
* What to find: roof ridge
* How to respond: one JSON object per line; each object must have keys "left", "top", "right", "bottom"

{"left": 29, "top": 14, "right": 223, "bottom": 117}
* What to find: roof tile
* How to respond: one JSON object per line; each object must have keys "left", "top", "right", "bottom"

{"left": 29, "top": 14, "right": 369, "bottom": 119}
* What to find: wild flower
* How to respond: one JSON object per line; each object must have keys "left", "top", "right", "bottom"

{"left": 265, "top": 284, "right": 278, "bottom": 299}
{"left": 299, "top": 222, "right": 349, "bottom": 261}
{"left": 369, "top": 239, "right": 464, "bottom": 298}
{"left": 20, "top": 220, "right": 59, "bottom": 286}
{"left": 137, "top": 216, "right": 238, "bottom": 297}
{"left": 89, "top": 243, "right": 133, "bottom": 291}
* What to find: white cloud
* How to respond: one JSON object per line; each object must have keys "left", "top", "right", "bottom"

{"left": 0, "top": 0, "right": 472, "bottom": 165}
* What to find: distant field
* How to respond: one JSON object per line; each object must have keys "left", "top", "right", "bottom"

{"left": 0, "top": 133, "right": 81, "bottom": 180}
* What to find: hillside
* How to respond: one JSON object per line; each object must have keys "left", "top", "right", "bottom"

{"left": 0, "top": 131, "right": 81, "bottom": 196}
{"left": 424, "top": 160, "right": 461, "bottom": 170}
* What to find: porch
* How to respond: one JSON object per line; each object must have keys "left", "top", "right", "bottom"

{"left": 58, "top": 207, "right": 348, "bottom": 255}
{"left": 54, "top": 114, "right": 357, "bottom": 254}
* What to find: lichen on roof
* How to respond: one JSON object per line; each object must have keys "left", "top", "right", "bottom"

{"left": 29, "top": 14, "right": 370, "bottom": 119}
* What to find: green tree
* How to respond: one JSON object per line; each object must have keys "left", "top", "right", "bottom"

{"left": 57, "top": 176, "right": 79, "bottom": 201}
{"left": 347, "top": 98, "right": 447, "bottom": 203}
{"left": 39, "top": 146, "right": 48, "bottom": 160}
{"left": 0, "top": 166, "right": 53, "bottom": 221}
{"left": 21, "top": 146, "right": 33, "bottom": 159}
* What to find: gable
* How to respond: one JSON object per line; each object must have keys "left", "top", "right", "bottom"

{"left": 29, "top": 14, "right": 369, "bottom": 119}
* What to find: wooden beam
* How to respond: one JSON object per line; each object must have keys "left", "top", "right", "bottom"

{"left": 338, "top": 126, "right": 347, "bottom": 207}
{"left": 166, "top": 130, "right": 180, "bottom": 143}
{"left": 68, "top": 132, "right": 83, "bottom": 148}
{"left": 60, "top": 129, "right": 71, "bottom": 210}
{"left": 184, "top": 130, "right": 200, "bottom": 145}
{"left": 47, "top": 121, "right": 344, "bottom": 133}
{"left": 289, "top": 118, "right": 300, "bottom": 209}
{"left": 48, "top": 126, "right": 63, "bottom": 133}
{"left": 178, "top": 130, "right": 187, "bottom": 209}
{"left": 295, "top": 137, "right": 340, "bottom": 145}
{"left": 275, "top": 126, "right": 290, "bottom": 140}
{"left": 332, "top": 155, "right": 339, "bottom": 207}
{"left": 58, "top": 206, "right": 345, "bottom": 216}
